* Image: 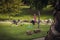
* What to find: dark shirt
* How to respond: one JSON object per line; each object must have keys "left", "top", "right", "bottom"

{"left": 31, "top": 20, "right": 35, "bottom": 25}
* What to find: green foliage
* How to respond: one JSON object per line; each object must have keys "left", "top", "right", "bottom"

{"left": 32, "top": 0, "right": 49, "bottom": 10}
{"left": 22, "top": 0, "right": 31, "bottom": 5}
{"left": 22, "top": 0, "right": 49, "bottom": 10}
{"left": 22, "top": 0, "right": 60, "bottom": 10}
{"left": 0, "top": 5, "right": 53, "bottom": 20}
{"left": 0, "top": 0, "right": 21, "bottom": 14}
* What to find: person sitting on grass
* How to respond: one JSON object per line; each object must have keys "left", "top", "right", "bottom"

{"left": 13, "top": 20, "right": 17, "bottom": 25}
{"left": 31, "top": 20, "right": 35, "bottom": 25}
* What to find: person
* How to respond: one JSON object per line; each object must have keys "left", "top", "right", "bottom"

{"left": 18, "top": 19, "right": 20, "bottom": 23}
{"left": 38, "top": 20, "right": 40, "bottom": 24}
{"left": 31, "top": 20, "right": 35, "bottom": 25}
{"left": 34, "top": 14, "right": 37, "bottom": 23}
{"left": 13, "top": 20, "right": 17, "bottom": 25}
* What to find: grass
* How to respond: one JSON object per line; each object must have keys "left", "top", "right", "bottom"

{"left": 0, "top": 5, "right": 53, "bottom": 20}
{"left": 0, "top": 23, "right": 50, "bottom": 40}
{"left": 0, "top": 5, "right": 52, "bottom": 40}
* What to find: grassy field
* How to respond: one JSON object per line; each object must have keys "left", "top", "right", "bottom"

{"left": 0, "top": 5, "right": 52, "bottom": 40}
{"left": 0, "top": 22, "right": 50, "bottom": 40}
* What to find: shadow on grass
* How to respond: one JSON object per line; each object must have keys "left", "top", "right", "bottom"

{"left": 0, "top": 33, "right": 31, "bottom": 40}
{"left": 0, "top": 33, "right": 32, "bottom": 40}
{"left": 0, "top": 33, "right": 16, "bottom": 40}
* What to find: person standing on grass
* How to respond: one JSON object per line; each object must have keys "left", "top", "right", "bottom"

{"left": 34, "top": 14, "right": 37, "bottom": 23}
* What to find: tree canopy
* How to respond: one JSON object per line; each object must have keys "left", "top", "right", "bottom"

{"left": 0, "top": 0, "right": 21, "bottom": 14}
{"left": 22, "top": 0, "right": 49, "bottom": 10}
{"left": 0, "top": 0, "right": 60, "bottom": 14}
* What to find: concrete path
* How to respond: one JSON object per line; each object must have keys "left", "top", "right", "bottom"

{"left": 0, "top": 21, "right": 51, "bottom": 25}
{"left": 33, "top": 37, "right": 45, "bottom": 40}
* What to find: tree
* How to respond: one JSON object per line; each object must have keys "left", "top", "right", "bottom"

{"left": 32, "top": 0, "right": 48, "bottom": 28}
{"left": 22, "top": 0, "right": 31, "bottom": 5}
{"left": 21, "top": 0, "right": 33, "bottom": 9}
{"left": 45, "top": 0, "right": 60, "bottom": 40}
{"left": 22, "top": 0, "right": 49, "bottom": 28}
{"left": 0, "top": 0, "right": 21, "bottom": 14}
{"left": 0, "top": 0, "right": 21, "bottom": 19}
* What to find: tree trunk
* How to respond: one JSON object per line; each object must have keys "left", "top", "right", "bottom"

{"left": 9, "top": 14, "right": 10, "bottom": 20}
{"left": 37, "top": 10, "right": 40, "bottom": 28}
{"left": 45, "top": 0, "right": 60, "bottom": 40}
{"left": 45, "top": 13, "right": 60, "bottom": 40}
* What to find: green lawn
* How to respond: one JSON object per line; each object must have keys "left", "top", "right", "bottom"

{"left": 0, "top": 5, "right": 52, "bottom": 40}
{"left": 0, "top": 23, "right": 50, "bottom": 40}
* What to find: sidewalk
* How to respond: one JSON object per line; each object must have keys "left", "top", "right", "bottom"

{"left": 32, "top": 37, "right": 45, "bottom": 40}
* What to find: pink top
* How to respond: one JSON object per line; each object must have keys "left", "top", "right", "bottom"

{"left": 34, "top": 14, "right": 36, "bottom": 22}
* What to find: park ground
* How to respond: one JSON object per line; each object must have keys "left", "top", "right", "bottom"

{"left": 0, "top": 5, "right": 53, "bottom": 40}
{"left": 0, "top": 21, "right": 50, "bottom": 40}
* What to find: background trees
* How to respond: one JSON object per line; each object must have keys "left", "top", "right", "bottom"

{"left": 0, "top": 0, "right": 21, "bottom": 14}
{"left": 21, "top": 0, "right": 52, "bottom": 28}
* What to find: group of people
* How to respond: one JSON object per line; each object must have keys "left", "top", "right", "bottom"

{"left": 31, "top": 14, "right": 37, "bottom": 25}
{"left": 31, "top": 14, "right": 40, "bottom": 25}
{"left": 12, "top": 19, "right": 20, "bottom": 25}
{"left": 12, "top": 14, "right": 40, "bottom": 25}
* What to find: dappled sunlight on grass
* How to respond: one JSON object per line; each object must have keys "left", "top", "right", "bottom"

{"left": 43, "top": 5, "right": 53, "bottom": 11}
{"left": 20, "top": 6, "right": 30, "bottom": 9}
{"left": 0, "top": 5, "right": 53, "bottom": 20}
{"left": 40, "top": 15, "right": 53, "bottom": 20}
